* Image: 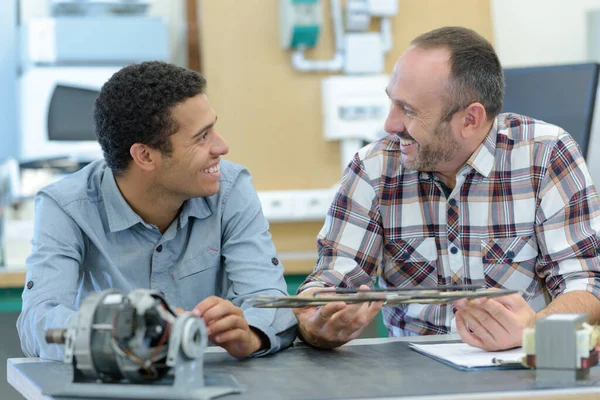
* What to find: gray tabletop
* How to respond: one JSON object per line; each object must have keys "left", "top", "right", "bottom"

{"left": 8, "top": 335, "right": 600, "bottom": 400}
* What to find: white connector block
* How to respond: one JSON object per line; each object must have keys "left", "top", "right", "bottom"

{"left": 257, "top": 191, "right": 295, "bottom": 221}
{"left": 293, "top": 189, "right": 336, "bottom": 220}
{"left": 322, "top": 74, "right": 390, "bottom": 142}
{"left": 368, "top": 0, "right": 398, "bottom": 16}
{"left": 258, "top": 189, "right": 336, "bottom": 222}
{"left": 343, "top": 33, "right": 384, "bottom": 74}
{"left": 346, "top": 0, "right": 370, "bottom": 32}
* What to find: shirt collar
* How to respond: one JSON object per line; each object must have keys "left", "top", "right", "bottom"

{"left": 101, "top": 167, "right": 146, "bottom": 233}
{"left": 102, "top": 168, "right": 214, "bottom": 233}
{"left": 417, "top": 117, "right": 500, "bottom": 182}
{"left": 177, "top": 197, "right": 213, "bottom": 230}
{"left": 464, "top": 116, "right": 499, "bottom": 178}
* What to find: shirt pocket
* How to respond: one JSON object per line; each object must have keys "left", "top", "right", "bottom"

{"left": 172, "top": 249, "right": 220, "bottom": 281}
{"left": 172, "top": 249, "right": 221, "bottom": 310}
{"left": 387, "top": 237, "right": 438, "bottom": 287}
{"left": 481, "top": 236, "right": 538, "bottom": 290}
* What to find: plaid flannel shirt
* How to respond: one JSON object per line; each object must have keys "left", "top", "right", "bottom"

{"left": 299, "top": 113, "right": 600, "bottom": 336}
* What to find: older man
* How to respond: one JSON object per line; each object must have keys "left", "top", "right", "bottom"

{"left": 295, "top": 26, "right": 600, "bottom": 351}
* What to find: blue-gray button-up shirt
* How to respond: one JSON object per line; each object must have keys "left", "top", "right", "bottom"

{"left": 17, "top": 159, "right": 297, "bottom": 360}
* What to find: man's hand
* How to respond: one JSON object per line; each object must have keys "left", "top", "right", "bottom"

{"left": 454, "top": 293, "right": 536, "bottom": 351}
{"left": 191, "top": 296, "right": 265, "bottom": 359}
{"left": 293, "top": 285, "right": 383, "bottom": 349}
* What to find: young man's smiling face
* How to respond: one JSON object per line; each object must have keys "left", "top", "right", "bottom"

{"left": 154, "top": 93, "right": 229, "bottom": 200}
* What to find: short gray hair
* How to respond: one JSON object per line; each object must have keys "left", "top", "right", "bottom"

{"left": 411, "top": 26, "right": 505, "bottom": 122}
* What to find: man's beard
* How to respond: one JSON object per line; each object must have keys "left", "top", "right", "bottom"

{"left": 400, "top": 121, "right": 460, "bottom": 172}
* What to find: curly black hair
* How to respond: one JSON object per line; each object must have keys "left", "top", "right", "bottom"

{"left": 94, "top": 61, "right": 207, "bottom": 174}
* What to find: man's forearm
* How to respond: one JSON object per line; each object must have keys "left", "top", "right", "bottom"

{"left": 536, "top": 291, "right": 600, "bottom": 323}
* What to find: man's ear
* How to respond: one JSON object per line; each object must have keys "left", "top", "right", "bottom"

{"left": 460, "top": 102, "right": 487, "bottom": 140}
{"left": 130, "top": 143, "right": 158, "bottom": 171}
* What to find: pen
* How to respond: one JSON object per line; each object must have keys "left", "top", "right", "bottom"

{"left": 491, "top": 357, "right": 525, "bottom": 367}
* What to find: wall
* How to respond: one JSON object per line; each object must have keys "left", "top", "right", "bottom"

{"left": 199, "top": 0, "right": 494, "bottom": 274}
{"left": 491, "top": 0, "right": 600, "bottom": 187}
{"left": 491, "top": 0, "right": 600, "bottom": 67}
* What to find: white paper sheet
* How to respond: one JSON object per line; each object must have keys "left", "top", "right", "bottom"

{"left": 409, "top": 342, "right": 525, "bottom": 370}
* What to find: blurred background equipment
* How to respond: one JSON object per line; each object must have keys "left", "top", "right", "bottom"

{"left": 19, "top": 66, "right": 119, "bottom": 163}
{"left": 45, "top": 289, "right": 241, "bottom": 399}
{"left": 259, "top": 0, "right": 398, "bottom": 223}
{"left": 0, "top": 159, "right": 20, "bottom": 268}
{"left": 50, "top": 0, "right": 151, "bottom": 16}
{"left": 280, "top": 0, "right": 397, "bottom": 171}
{"left": 19, "top": 0, "right": 170, "bottom": 164}
{"left": 24, "top": 1, "right": 167, "bottom": 66}
{"left": 502, "top": 63, "right": 599, "bottom": 159}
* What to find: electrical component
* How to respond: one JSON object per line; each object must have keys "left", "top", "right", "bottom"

{"left": 322, "top": 74, "right": 390, "bottom": 170}
{"left": 346, "top": 0, "right": 370, "bottom": 32}
{"left": 258, "top": 188, "right": 336, "bottom": 222}
{"left": 44, "top": 289, "right": 241, "bottom": 399}
{"left": 522, "top": 314, "right": 600, "bottom": 386}
{"left": 279, "top": 0, "right": 322, "bottom": 49}
{"left": 367, "top": 0, "right": 398, "bottom": 17}
{"left": 50, "top": 0, "right": 151, "bottom": 17}
{"left": 344, "top": 32, "right": 384, "bottom": 74}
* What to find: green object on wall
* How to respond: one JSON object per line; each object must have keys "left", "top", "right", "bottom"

{"left": 290, "top": 26, "right": 320, "bottom": 48}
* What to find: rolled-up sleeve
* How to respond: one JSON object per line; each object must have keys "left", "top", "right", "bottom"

{"left": 16, "top": 192, "right": 84, "bottom": 360}
{"left": 298, "top": 154, "right": 384, "bottom": 294}
{"left": 535, "top": 134, "right": 600, "bottom": 299}
{"left": 219, "top": 169, "right": 297, "bottom": 356}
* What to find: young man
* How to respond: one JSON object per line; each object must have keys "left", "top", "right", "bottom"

{"left": 17, "top": 61, "right": 297, "bottom": 360}
{"left": 295, "top": 27, "right": 600, "bottom": 351}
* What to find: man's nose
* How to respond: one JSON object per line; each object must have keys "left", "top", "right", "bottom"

{"left": 384, "top": 108, "right": 406, "bottom": 134}
{"left": 211, "top": 131, "right": 229, "bottom": 156}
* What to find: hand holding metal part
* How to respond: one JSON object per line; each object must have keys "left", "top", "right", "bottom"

{"left": 246, "top": 285, "right": 521, "bottom": 309}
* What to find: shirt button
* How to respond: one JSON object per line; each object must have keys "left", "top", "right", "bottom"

{"left": 403, "top": 252, "right": 411, "bottom": 260}
{"left": 506, "top": 250, "right": 515, "bottom": 259}
{"left": 156, "top": 245, "right": 163, "bottom": 252}
{"left": 449, "top": 198, "right": 457, "bottom": 206}
{"left": 450, "top": 247, "right": 458, "bottom": 254}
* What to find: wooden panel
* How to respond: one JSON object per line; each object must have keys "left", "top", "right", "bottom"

{"left": 280, "top": 259, "right": 316, "bottom": 276}
{"left": 383, "top": 0, "right": 494, "bottom": 72}
{"left": 185, "top": 0, "right": 201, "bottom": 71}
{"left": 269, "top": 221, "right": 323, "bottom": 251}
{"left": 0, "top": 270, "right": 25, "bottom": 289}
{"left": 199, "top": 0, "right": 494, "bottom": 274}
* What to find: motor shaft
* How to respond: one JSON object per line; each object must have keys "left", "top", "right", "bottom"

{"left": 45, "top": 328, "right": 67, "bottom": 344}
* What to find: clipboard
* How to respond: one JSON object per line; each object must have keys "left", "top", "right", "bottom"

{"left": 409, "top": 342, "right": 526, "bottom": 371}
